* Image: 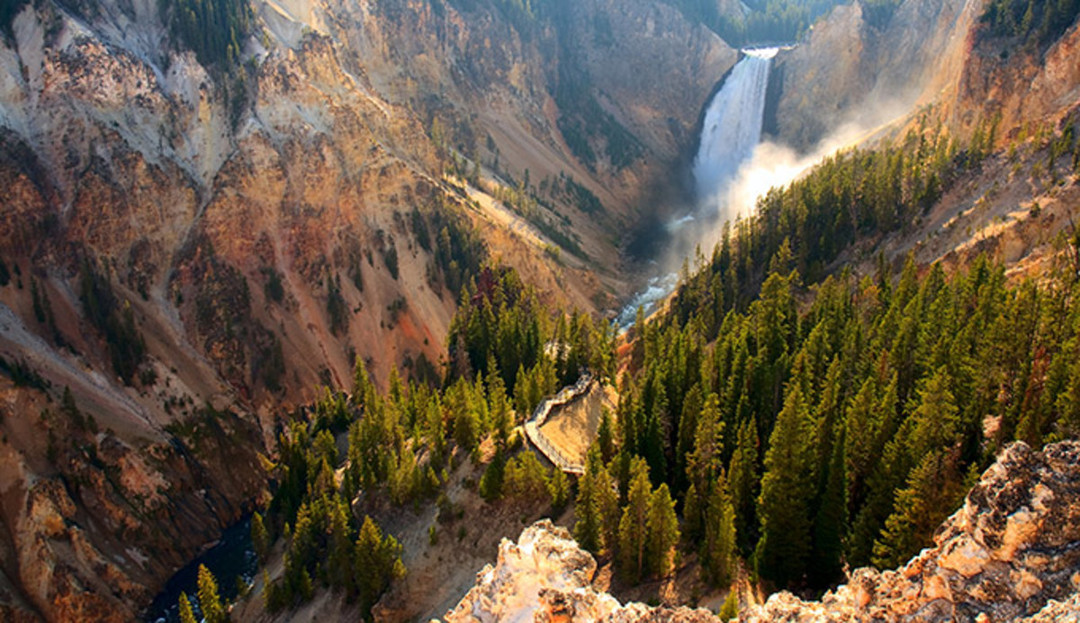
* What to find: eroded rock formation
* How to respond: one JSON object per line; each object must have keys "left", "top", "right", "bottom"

{"left": 442, "top": 519, "right": 715, "bottom": 623}
{"left": 746, "top": 441, "right": 1080, "bottom": 622}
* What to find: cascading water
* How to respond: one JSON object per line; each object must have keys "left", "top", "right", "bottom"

{"left": 617, "top": 48, "right": 778, "bottom": 328}
{"left": 693, "top": 47, "right": 778, "bottom": 221}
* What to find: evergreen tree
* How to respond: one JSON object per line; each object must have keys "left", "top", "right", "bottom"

{"left": 646, "top": 483, "right": 680, "bottom": 578}
{"left": 703, "top": 473, "right": 737, "bottom": 586}
{"left": 504, "top": 452, "right": 551, "bottom": 504}
{"left": 909, "top": 368, "right": 961, "bottom": 457}
{"left": 682, "top": 483, "right": 704, "bottom": 543}
{"left": 178, "top": 592, "right": 197, "bottom": 623}
{"left": 354, "top": 516, "right": 405, "bottom": 620}
{"left": 487, "top": 356, "right": 512, "bottom": 446}
{"left": 687, "top": 392, "right": 725, "bottom": 493}
{"left": 327, "top": 498, "right": 355, "bottom": 592}
{"left": 843, "top": 378, "right": 878, "bottom": 523}
{"left": 872, "top": 450, "right": 967, "bottom": 568}
{"left": 574, "top": 449, "right": 601, "bottom": 552}
{"left": 674, "top": 384, "right": 704, "bottom": 494}
{"left": 728, "top": 419, "right": 759, "bottom": 556}
{"left": 549, "top": 466, "right": 570, "bottom": 513}
{"left": 718, "top": 590, "right": 738, "bottom": 621}
{"left": 251, "top": 511, "right": 270, "bottom": 563}
{"left": 755, "top": 381, "right": 815, "bottom": 587}
{"left": 810, "top": 427, "right": 846, "bottom": 588}
{"left": 480, "top": 447, "right": 505, "bottom": 499}
{"left": 618, "top": 457, "right": 651, "bottom": 582}
{"left": 197, "top": 564, "right": 226, "bottom": 623}
{"left": 596, "top": 466, "right": 621, "bottom": 554}
{"left": 597, "top": 408, "right": 616, "bottom": 463}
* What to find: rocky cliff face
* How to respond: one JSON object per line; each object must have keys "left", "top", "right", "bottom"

{"left": 951, "top": 16, "right": 1080, "bottom": 141}
{"left": 0, "top": 0, "right": 731, "bottom": 619}
{"left": 441, "top": 519, "right": 716, "bottom": 623}
{"left": 769, "top": 0, "right": 982, "bottom": 151}
{"left": 771, "top": 0, "right": 1080, "bottom": 153}
{"left": 746, "top": 441, "right": 1080, "bottom": 622}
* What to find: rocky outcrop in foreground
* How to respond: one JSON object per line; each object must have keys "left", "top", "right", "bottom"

{"left": 442, "top": 519, "right": 714, "bottom": 623}
{"left": 445, "top": 441, "right": 1080, "bottom": 622}
{"left": 747, "top": 441, "right": 1080, "bottom": 622}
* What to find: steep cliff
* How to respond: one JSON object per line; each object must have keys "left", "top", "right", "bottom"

{"left": 770, "top": 0, "right": 1080, "bottom": 152}
{"left": 768, "top": 0, "right": 982, "bottom": 151}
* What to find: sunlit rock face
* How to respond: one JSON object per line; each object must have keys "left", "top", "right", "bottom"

{"left": 745, "top": 441, "right": 1080, "bottom": 623}
{"left": 442, "top": 519, "right": 717, "bottom": 623}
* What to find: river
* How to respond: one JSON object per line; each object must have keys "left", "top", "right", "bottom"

{"left": 144, "top": 516, "right": 258, "bottom": 623}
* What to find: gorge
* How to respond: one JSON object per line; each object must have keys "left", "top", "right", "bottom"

{"left": 0, "top": 0, "right": 1078, "bottom": 621}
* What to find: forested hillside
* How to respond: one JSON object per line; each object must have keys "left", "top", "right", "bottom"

{"left": 228, "top": 106, "right": 1080, "bottom": 619}
{"left": 600, "top": 110, "right": 1080, "bottom": 590}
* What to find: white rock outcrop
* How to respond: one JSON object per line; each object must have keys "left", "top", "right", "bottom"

{"left": 442, "top": 520, "right": 715, "bottom": 623}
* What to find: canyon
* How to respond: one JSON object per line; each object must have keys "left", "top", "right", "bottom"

{"left": 0, "top": 0, "right": 1077, "bottom": 620}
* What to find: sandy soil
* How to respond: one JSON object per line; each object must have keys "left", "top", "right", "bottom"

{"left": 538, "top": 382, "right": 618, "bottom": 466}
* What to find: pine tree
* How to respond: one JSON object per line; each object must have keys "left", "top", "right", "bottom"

{"left": 686, "top": 392, "right": 724, "bottom": 494}
{"left": 682, "top": 483, "right": 704, "bottom": 543}
{"left": 674, "top": 384, "right": 704, "bottom": 494}
{"left": 597, "top": 408, "right": 616, "bottom": 463}
{"left": 718, "top": 590, "right": 738, "bottom": 621}
{"left": 548, "top": 466, "right": 570, "bottom": 513}
{"left": 809, "top": 426, "right": 846, "bottom": 588}
{"left": 646, "top": 483, "right": 680, "bottom": 578}
{"left": 504, "top": 452, "right": 551, "bottom": 504}
{"left": 703, "top": 473, "right": 737, "bottom": 586}
{"left": 327, "top": 497, "right": 355, "bottom": 592}
{"left": 910, "top": 367, "right": 960, "bottom": 457}
{"left": 354, "top": 515, "right": 405, "bottom": 620}
{"left": 872, "top": 449, "right": 967, "bottom": 568}
{"left": 595, "top": 466, "right": 620, "bottom": 554}
{"left": 618, "top": 457, "right": 651, "bottom": 582}
{"left": 251, "top": 511, "right": 270, "bottom": 563}
{"left": 487, "top": 356, "right": 512, "bottom": 446}
{"left": 728, "top": 419, "right": 759, "bottom": 556}
{"left": 844, "top": 378, "right": 877, "bottom": 522}
{"left": 574, "top": 450, "right": 601, "bottom": 552}
{"left": 1056, "top": 350, "right": 1080, "bottom": 438}
{"left": 197, "top": 564, "right": 226, "bottom": 623}
{"left": 755, "top": 380, "right": 815, "bottom": 587}
{"left": 178, "top": 592, "right": 197, "bottom": 623}
{"left": 479, "top": 446, "right": 506, "bottom": 501}
{"left": 640, "top": 398, "right": 667, "bottom": 485}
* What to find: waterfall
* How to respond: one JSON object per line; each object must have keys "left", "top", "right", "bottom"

{"left": 617, "top": 48, "right": 779, "bottom": 329}
{"left": 693, "top": 47, "right": 778, "bottom": 220}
